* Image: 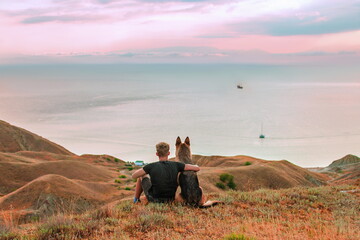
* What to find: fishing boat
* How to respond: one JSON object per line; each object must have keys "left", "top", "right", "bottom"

{"left": 237, "top": 84, "right": 243, "bottom": 89}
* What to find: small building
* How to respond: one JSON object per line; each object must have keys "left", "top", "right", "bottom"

{"left": 134, "top": 160, "right": 145, "bottom": 166}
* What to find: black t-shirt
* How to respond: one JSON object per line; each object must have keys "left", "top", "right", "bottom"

{"left": 143, "top": 161, "right": 185, "bottom": 199}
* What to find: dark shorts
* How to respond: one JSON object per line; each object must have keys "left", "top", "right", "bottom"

{"left": 141, "top": 176, "right": 174, "bottom": 203}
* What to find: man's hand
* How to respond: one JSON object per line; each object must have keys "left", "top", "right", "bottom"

{"left": 132, "top": 168, "right": 146, "bottom": 179}
{"left": 184, "top": 164, "right": 200, "bottom": 172}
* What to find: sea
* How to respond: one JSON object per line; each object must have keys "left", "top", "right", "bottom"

{"left": 1, "top": 63, "right": 359, "bottom": 167}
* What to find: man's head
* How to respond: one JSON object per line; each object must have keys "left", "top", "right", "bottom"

{"left": 156, "top": 142, "right": 170, "bottom": 158}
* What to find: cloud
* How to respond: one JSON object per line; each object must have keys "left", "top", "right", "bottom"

{"left": 96, "top": 0, "right": 115, "bottom": 3}
{"left": 196, "top": 34, "right": 236, "bottom": 38}
{"left": 230, "top": 2, "right": 360, "bottom": 36}
{"left": 3, "top": 47, "right": 358, "bottom": 65}
{"left": 138, "top": 0, "right": 209, "bottom": 2}
{"left": 21, "top": 15, "right": 103, "bottom": 24}
{"left": 276, "top": 51, "right": 358, "bottom": 57}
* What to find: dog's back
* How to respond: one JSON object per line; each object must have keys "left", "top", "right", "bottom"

{"left": 179, "top": 171, "right": 202, "bottom": 206}
{"left": 176, "top": 136, "right": 203, "bottom": 206}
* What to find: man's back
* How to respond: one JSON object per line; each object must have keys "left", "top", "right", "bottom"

{"left": 143, "top": 161, "right": 185, "bottom": 199}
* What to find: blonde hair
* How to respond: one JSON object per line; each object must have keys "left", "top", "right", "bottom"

{"left": 156, "top": 142, "right": 170, "bottom": 157}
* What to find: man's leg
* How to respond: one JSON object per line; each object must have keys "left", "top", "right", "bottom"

{"left": 141, "top": 175, "right": 154, "bottom": 202}
{"left": 134, "top": 178, "right": 143, "bottom": 200}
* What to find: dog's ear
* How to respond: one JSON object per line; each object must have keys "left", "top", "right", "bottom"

{"left": 185, "top": 136, "right": 190, "bottom": 146}
{"left": 176, "top": 136, "right": 181, "bottom": 146}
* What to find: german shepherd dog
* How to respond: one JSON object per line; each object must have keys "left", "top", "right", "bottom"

{"left": 176, "top": 137, "right": 220, "bottom": 207}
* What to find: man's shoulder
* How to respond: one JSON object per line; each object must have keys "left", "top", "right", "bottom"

{"left": 146, "top": 161, "right": 185, "bottom": 167}
{"left": 164, "top": 161, "right": 185, "bottom": 166}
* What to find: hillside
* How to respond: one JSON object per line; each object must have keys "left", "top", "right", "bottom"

{"left": 0, "top": 127, "right": 130, "bottom": 217}
{"left": 172, "top": 155, "right": 329, "bottom": 193}
{"left": 0, "top": 120, "right": 73, "bottom": 155}
{"left": 0, "top": 159, "right": 115, "bottom": 196}
{"left": 314, "top": 154, "right": 360, "bottom": 186}
{"left": 0, "top": 120, "right": 350, "bottom": 231}
{"left": 0, "top": 150, "right": 131, "bottom": 219}
{"left": 1, "top": 185, "right": 359, "bottom": 240}
{"left": 328, "top": 154, "right": 360, "bottom": 168}
{"left": 191, "top": 154, "right": 267, "bottom": 167}
{"left": 0, "top": 174, "right": 119, "bottom": 216}
{"left": 333, "top": 170, "right": 360, "bottom": 186}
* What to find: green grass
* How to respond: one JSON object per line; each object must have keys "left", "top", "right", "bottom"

{"left": 222, "top": 233, "right": 256, "bottom": 240}
{"left": 227, "top": 180, "right": 237, "bottom": 190}
{"left": 125, "top": 213, "right": 174, "bottom": 233}
{"left": 219, "top": 173, "right": 236, "bottom": 190}
{"left": 0, "top": 225, "right": 20, "bottom": 240}
{"left": 216, "top": 182, "right": 226, "bottom": 189}
{"left": 3, "top": 185, "right": 359, "bottom": 240}
{"left": 220, "top": 173, "right": 234, "bottom": 182}
{"left": 36, "top": 215, "right": 99, "bottom": 240}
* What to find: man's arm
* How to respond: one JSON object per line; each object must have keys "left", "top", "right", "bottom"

{"left": 132, "top": 168, "right": 147, "bottom": 179}
{"left": 184, "top": 164, "right": 200, "bottom": 172}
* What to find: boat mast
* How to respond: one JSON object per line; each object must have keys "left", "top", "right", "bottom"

{"left": 259, "top": 122, "right": 265, "bottom": 139}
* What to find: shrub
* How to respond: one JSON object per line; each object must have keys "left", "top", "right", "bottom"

{"left": 222, "top": 233, "right": 256, "bottom": 240}
{"left": 114, "top": 158, "right": 120, "bottom": 163}
{"left": 106, "top": 157, "right": 112, "bottom": 162}
{"left": 216, "top": 182, "right": 226, "bottom": 189}
{"left": 220, "top": 173, "right": 232, "bottom": 182}
{"left": 119, "top": 175, "right": 127, "bottom": 178}
{"left": 218, "top": 173, "right": 236, "bottom": 190}
{"left": 127, "top": 167, "right": 133, "bottom": 171}
{"left": 227, "top": 180, "right": 237, "bottom": 190}
{"left": 244, "top": 161, "right": 252, "bottom": 166}
{"left": 114, "top": 179, "right": 121, "bottom": 184}
{"left": 125, "top": 187, "right": 131, "bottom": 191}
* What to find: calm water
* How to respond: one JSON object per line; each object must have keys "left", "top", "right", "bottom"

{"left": 1, "top": 64, "right": 359, "bottom": 167}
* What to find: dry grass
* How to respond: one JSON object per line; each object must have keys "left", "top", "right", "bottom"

{"left": 1, "top": 185, "right": 359, "bottom": 240}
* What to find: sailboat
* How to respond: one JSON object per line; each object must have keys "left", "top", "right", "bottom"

{"left": 259, "top": 123, "right": 265, "bottom": 139}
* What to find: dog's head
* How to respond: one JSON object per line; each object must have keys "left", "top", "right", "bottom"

{"left": 175, "top": 136, "right": 192, "bottom": 164}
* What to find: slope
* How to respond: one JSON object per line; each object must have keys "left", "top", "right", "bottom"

{"left": 0, "top": 120, "right": 73, "bottom": 155}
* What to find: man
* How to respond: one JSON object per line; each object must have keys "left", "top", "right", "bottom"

{"left": 132, "top": 142, "right": 200, "bottom": 203}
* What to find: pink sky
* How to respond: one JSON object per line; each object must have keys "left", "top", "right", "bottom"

{"left": 0, "top": 0, "right": 359, "bottom": 64}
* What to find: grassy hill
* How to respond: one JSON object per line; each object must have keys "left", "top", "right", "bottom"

{"left": 0, "top": 120, "right": 73, "bottom": 155}
{"left": 176, "top": 155, "right": 329, "bottom": 193}
{"left": 328, "top": 154, "right": 360, "bottom": 168}
{"left": 0, "top": 121, "right": 359, "bottom": 239}
{"left": 0, "top": 174, "right": 119, "bottom": 216}
{"left": 0, "top": 159, "right": 115, "bottom": 195}
{"left": 1, "top": 185, "right": 359, "bottom": 240}
{"left": 315, "top": 154, "right": 360, "bottom": 186}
